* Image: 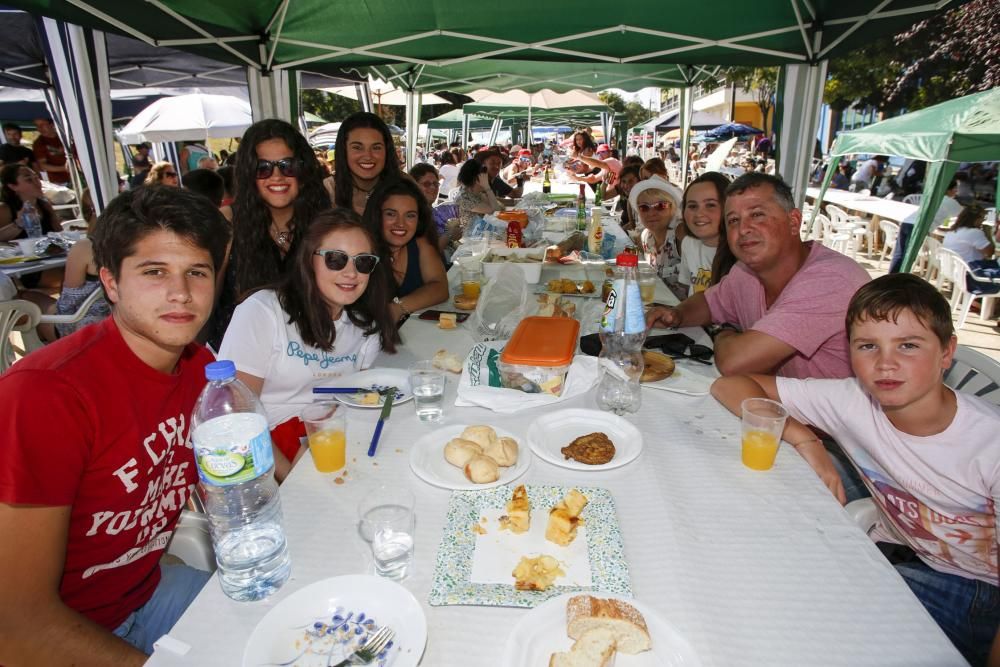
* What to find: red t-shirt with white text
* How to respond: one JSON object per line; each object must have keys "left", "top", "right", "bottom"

{"left": 0, "top": 317, "right": 212, "bottom": 629}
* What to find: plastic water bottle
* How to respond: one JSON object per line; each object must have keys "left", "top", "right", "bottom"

{"left": 20, "top": 201, "right": 43, "bottom": 238}
{"left": 596, "top": 252, "right": 646, "bottom": 414}
{"left": 190, "top": 360, "right": 291, "bottom": 601}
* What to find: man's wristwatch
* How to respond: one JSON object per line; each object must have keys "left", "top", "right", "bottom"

{"left": 707, "top": 322, "right": 741, "bottom": 340}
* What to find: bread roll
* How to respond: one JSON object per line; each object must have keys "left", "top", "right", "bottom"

{"left": 433, "top": 349, "right": 463, "bottom": 373}
{"left": 463, "top": 454, "right": 499, "bottom": 484}
{"left": 549, "top": 627, "right": 618, "bottom": 667}
{"left": 566, "top": 596, "right": 651, "bottom": 654}
{"left": 640, "top": 350, "right": 675, "bottom": 383}
{"left": 444, "top": 438, "right": 482, "bottom": 468}
{"left": 460, "top": 425, "right": 498, "bottom": 450}
{"left": 483, "top": 436, "right": 518, "bottom": 467}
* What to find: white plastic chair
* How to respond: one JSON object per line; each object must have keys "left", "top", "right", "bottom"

{"left": 819, "top": 214, "right": 851, "bottom": 254}
{"left": 935, "top": 245, "right": 956, "bottom": 292}
{"left": 826, "top": 204, "right": 873, "bottom": 258}
{"left": 41, "top": 287, "right": 105, "bottom": 332}
{"left": 877, "top": 220, "right": 899, "bottom": 268}
{"left": 165, "top": 510, "right": 217, "bottom": 572}
{"left": 902, "top": 194, "right": 922, "bottom": 205}
{"left": 846, "top": 345, "right": 1000, "bottom": 532}
{"left": 920, "top": 236, "right": 942, "bottom": 283}
{"left": 944, "top": 249, "right": 999, "bottom": 329}
{"left": 0, "top": 300, "right": 43, "bottom": 372}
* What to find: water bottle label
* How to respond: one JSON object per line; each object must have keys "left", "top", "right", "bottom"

{"left": 623, "top": 282, "right": 645, "bottom": 334}
{"left": 192, "top": 413, "right": 276, "bottom": 486}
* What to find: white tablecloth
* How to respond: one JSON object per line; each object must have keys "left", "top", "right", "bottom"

{"left": 147, "top": 263, "right": 964, "bottom": 667}
{"left": 806, "top": 187, "right": 918, "bottom": 223}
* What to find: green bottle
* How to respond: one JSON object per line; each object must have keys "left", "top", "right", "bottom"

{"left": 576, "top": 184, "right": 587, "bottom": 231}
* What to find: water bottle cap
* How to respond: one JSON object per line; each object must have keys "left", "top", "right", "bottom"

{"left": 615, "top": 252, "right": 638, "bottom": 267}
{"left": 205, "top": 360, "right": 236, "bottom": 381}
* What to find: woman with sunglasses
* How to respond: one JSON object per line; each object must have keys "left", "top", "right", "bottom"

{"left": 219, "top": 208, "right": 399, "bottom": 481}
{"left": 206, "top": 119, "right": 330, "bottom": 349}
{"left": 143, "top": 161, "right": 180, "bottom": 186}
{"left": 332, "top": 112, "right": 404, "bottom": 216}
{"left": 363, "top": 177, "right": 449, "bottom": 323}
{"left": 677, "top": 172, "right": 737, "bottom": 296}
{"left": 629, "top": 176, "right": 685, "bottom": 297}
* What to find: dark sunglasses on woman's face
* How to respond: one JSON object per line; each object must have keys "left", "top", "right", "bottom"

{"left": 255, "top": 158, "right": 303, "bottom": 180}
{"left": 164, "top": 171, "right": 178, "bottom": 178}
{"left": 314, "top": 249, "right": 380, "bottom": 274}
{"left": 637, "top": 200, "right": 673, "bottom": 214}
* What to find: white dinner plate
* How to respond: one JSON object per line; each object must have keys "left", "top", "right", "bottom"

{"left": 527, "top": 408, "right": 643, "bottom": 471}
{"left": 642, "top": 359, "right": 717, "bottom": 396}
{"left": 409, "top": 424, "right": 531, "bottom": 491}
{"left": 242, "top": 574, "right": 427, "bottom": 667}
{"left": 321, "top": 368, "right": 413, "bottom": 408}
{"left": 500, "top": 592, "right": 702, "bottom": 667}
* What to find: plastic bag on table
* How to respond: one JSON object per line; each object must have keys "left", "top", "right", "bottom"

{"left": 471, "top": 263, "right": 530, "bottom": 342}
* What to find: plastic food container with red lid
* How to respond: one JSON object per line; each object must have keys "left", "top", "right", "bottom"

{"left": 498, "top": 316, "right": 580, "bottom": 396}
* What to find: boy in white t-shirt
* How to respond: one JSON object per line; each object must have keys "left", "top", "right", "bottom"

{"left": 711, "top": 274, "right": 1000, "bottom": 665}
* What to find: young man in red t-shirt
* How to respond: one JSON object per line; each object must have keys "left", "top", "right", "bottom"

{"left": 0, "top": 185, "right": 230, "bottom": 664}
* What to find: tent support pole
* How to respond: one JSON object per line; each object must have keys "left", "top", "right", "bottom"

{"left": 679, "top": 85, "right": 693, "bottom": 189}
{"left": 901, "top": 161, "right": 958, "bottom": 273}
{"left": 776, "top": 61, "right": 828, "bottom": 207}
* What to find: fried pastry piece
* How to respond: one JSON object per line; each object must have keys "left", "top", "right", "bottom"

{"left": 499, "top": 483, "right": 531, "bottom": 533}
{"left": 561, "top": 432, "right": 615, "bottom": 465}
{"left": 546, "top": 489, "right": 589, "bottom": 546}
{"left": 512, "top": 554, "right": 564, "bottom": 591}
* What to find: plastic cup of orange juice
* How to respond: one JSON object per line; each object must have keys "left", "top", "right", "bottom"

{"left": 301, "top": 402, "right": 347, "bottom": 473}
{"left": 461, "top": 264, "right": 482, "bottom": 299}
{"left": 740, "top": 398, "right": 788, "bottom": 471}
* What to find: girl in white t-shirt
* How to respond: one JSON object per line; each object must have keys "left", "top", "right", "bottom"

{"left": 677, "top": 172, "right": 735, "bottom": 296}
{"left": 942, "top": 204, "right": 994, "bottom": 264}
{"left": 219, "top": 209, "right": 399, "bottom": 480}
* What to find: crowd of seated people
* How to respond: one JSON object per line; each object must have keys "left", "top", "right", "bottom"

{"left": 1, "top": 115, "right": 999, "bottom": 666}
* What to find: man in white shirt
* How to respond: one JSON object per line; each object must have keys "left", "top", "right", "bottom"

{"left": 849, "top": 155, "right": 886, "bottom": 192}
{"left": 889, "top": 179, "right": 962, "bottom": 274}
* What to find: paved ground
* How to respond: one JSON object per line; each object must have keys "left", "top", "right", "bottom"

{"left": 854, "top": 254, "right": 1000, "bottom": 362}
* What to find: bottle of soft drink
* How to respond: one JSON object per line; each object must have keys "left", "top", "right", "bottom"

{"left": 596, "top": 252, "right": 646, "bottom": 415}
{"left": 190, "top": 360, "right": 291, "bottom": 601}
{"left": 542, "top": 167, "right": 552, "bottom": 194}
{"left": 20, "top": 201, "right": 43, "bottom": 238}
{"left": 576, "top": 183, "right": 587, "bottom": 231}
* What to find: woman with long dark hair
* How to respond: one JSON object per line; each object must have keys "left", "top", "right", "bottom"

{"left": 363, "top": 177, "right": 449, "bottom": 323}
{"left": 332, "top": 112, "right": 403, "bottom": 215}
{"left": 0, "top": 163, "right": 58, "bottom": 242}
{"left": 206, "top": 118, "right": 330, "bottom": 348}
{"left": 219, "top": 208, "right": 399, "bottom": 480}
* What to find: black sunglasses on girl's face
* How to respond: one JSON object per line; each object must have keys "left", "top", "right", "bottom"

{"left": 314, "top": 249, "right": 380, "bottom": 274}
{"left": 255, "top": 158, "right": 303, "bottom": 179}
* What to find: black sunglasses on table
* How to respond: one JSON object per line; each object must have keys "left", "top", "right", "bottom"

{"left": 255, "top": 158, "right": 303, "bottom": 179}
{"left": 314, "top": 249, "right": 380, "bottom": 274}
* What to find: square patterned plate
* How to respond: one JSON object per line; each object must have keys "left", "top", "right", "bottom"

{"left": 428, "top": 484, "right": 631, "bottom": 607}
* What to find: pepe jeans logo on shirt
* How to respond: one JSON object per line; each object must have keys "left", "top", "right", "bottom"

{"left": 287, "top": 341, "right": 358, "bottom": 369}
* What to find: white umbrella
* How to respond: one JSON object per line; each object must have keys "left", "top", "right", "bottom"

{"left": 117, "top": 93, "right": 252, "bottom": 143}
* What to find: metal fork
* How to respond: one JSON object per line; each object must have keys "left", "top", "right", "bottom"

{"left": 331, "top": 626, "right": 395, "bottom": 667}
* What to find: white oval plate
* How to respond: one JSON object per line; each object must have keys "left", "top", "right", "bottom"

{"left": 500, "top": 592, "right": 702, "bottom": 667}
{"left": 321, "top": 368, "right": 413, "bottom": 408}
{"left": 642, "top": 359, "right": 717, "bottom": 397}
{"left": 242, "top": 574, "right": 427, "bottom": 667}
{"left": 527, "top": 408, "right": 643, "bottom": 471}
{"left": 409, "top": 424, "right": 531, "bottom": 491}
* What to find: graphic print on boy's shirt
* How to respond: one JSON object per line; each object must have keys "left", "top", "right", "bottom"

{"left": 859, "top": 462, "right": 997, "bottom": 583}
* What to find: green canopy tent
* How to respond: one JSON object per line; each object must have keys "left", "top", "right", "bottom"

{"left": 7, "top": 0, "right": 970, "bottom": 184}
{"left": 811, "top": 87, "right": 1000, "bottom": 272}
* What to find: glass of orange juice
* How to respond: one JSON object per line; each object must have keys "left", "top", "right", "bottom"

{"left": 301, "top": 402, "right": 347, "bottom": 473}
{"left": 740, "top": 398, "right": 788, "bottom": 471}
{"left": 461, "top": 264, "right": 482, "bottom": 299}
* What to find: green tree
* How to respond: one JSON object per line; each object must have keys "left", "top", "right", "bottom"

{"left": 716, "top": 67, "right": 778, "bottom": 136}
{"left": 300, "top": 89, "right": 361, "bottom": 123}
{"left": 598, "top": 91, "right": 654, "bottom": 130}
{"left": 824, "top": 0, "right": 999, "bottom": 116}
